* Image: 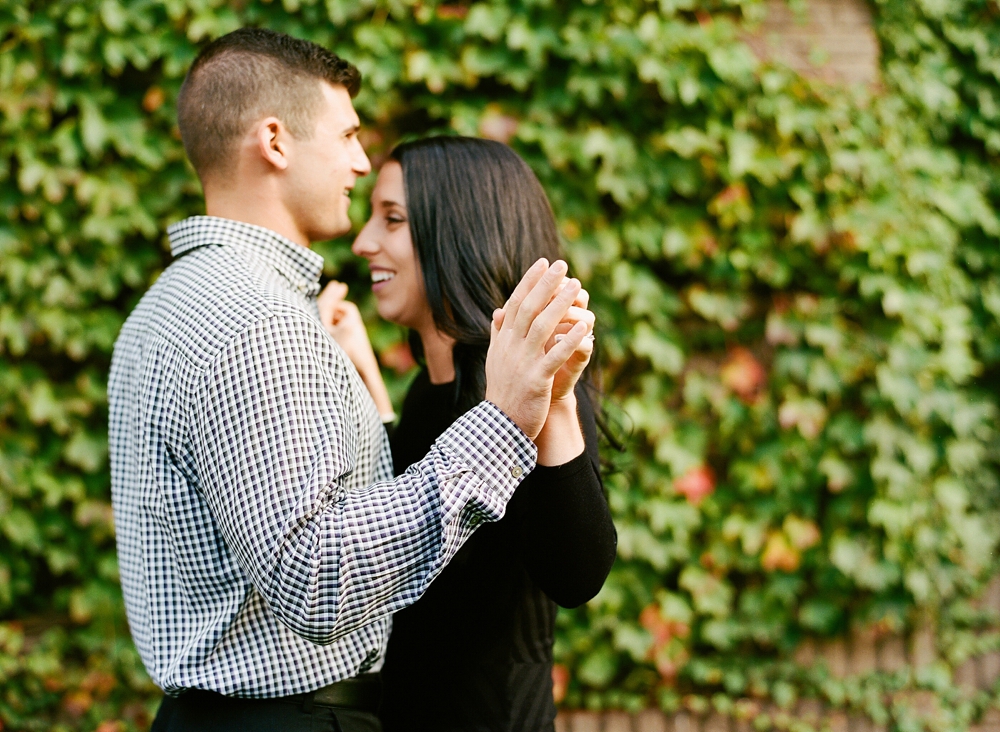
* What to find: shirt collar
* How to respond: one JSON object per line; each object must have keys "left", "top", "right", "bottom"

{"left": 166, "top": 216, "right": 325, "bottom": 297}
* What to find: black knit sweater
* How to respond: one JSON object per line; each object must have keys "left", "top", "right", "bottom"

{"left": 379, "top": 372, "right": 617, "bottom": 732}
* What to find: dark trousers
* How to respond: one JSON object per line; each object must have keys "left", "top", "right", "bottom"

{"left": 151, "top": 689, "right": 382, "bottom": 732}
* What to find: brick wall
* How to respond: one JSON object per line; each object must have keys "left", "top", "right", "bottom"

{"left": 555, "top": 5, "right": 995, "bottom": 728}
{"left": 742, "top": 0, "right": 880, "bottom": 85}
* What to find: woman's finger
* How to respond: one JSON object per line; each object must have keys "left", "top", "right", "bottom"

{"left": 562, "top": 306, "right": 595, "bottom": 332}
{"left": 318, "top": 281, "right": 349, "bottom": 322}
{"left": 330, "top": 300, "right": 364, "bottom": 329}
{"left": 541, "top": 319, "right": 589, "bottom": 377}
{"left": 571, "top": 335, "right": 595, "bottom": 362}
{"left": 553, "top": 332, "right": 595, "bottom": 352}
{"left": 319, "top": 280, "right": 348, "bottom": 302}
{"left": 548, "top": 280, "right": 589, "bottom": 308}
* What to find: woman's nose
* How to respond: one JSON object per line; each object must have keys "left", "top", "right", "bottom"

{"left": 352, "top": 222, "right": 378, "bottom": 257}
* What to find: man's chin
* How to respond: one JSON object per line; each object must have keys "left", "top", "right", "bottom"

{"left": 308, "top": 218, "right": 352, "bottom": 243}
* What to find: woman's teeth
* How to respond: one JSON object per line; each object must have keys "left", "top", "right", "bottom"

{"left": 371, "top": 271, "right": 395, "bottom": 283}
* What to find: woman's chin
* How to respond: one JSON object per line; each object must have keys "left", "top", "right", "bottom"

{"left": 375, "top": 302, "right": 404, "bottom": 327}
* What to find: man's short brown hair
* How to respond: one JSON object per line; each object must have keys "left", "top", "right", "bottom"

{"left": 177, "top": 27, "right": 361, "bottom": 179}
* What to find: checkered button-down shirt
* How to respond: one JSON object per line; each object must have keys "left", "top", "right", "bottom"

{"left": 108, "top": 216, "right": 536, "bottom": 698}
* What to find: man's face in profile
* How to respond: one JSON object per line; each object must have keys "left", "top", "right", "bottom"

{"left": 281, "top": 82, "right": 371, "bottom": 243}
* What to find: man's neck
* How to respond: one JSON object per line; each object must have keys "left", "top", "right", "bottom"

{"left": 204, "top": 186, "right": 310, "bottom": 248}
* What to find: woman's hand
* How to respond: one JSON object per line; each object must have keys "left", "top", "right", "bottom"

{"left": 317, "top": 281, "right": 396, "bottom": 421}
{"left": 492, "top": 280, "right": 595, "bottom": 465}
{"left": 547, "top": 284, "right": 595, "bottom": 406}
{"left": 318, "top": 281, "right": 377, "bottom": 373}
{"left": 492, "top": 279, "right": 595, "bottom": 407}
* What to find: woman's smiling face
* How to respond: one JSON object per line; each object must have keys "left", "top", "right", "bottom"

{"left": 352, "top": 161, "right": 433, "bottom": 331}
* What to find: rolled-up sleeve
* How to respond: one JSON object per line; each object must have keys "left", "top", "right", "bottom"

{"left": 190, "top": 312, "right": 536, "bottom": 644}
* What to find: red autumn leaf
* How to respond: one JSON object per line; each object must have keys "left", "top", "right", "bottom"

{"left": 639, "top": 604, "right": 671, "bottom": 646}
{"left": 480, "top": 109, "right": 519, "bottom": 144}
{"left": 714, "top": 182, "right": 748, "bottom": 207}
{"left": 653, "top": 642, "right": 689, "bottom": 681}
{"left": 436, "top": 4, "right": 469, "bottom": 19}
{"left": 669, "top": 621, "right": 691, "bottom": 639}
{"left": 720, "top": 347, "right": 766, "bottom": 403}
{"left": 380, "top": 342, "right": 417, "bottom": 375}
{"left": 551, "top": 663, "right": 569, "bottom": 704}
{"left": 81, "top": 670, "right": 117, "bottom": 698}
{"left": 62, "top": 690, "right": 92, "bottom": 717}
{"left": 142, "top": 86, "right": 164, "bottom": 113}
{"left": 674, "top": 466, "right": 715, "bottom": 506}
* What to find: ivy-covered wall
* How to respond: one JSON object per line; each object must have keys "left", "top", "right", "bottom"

{"left": 1, "top": 1, "right": 999, "bottom": 730}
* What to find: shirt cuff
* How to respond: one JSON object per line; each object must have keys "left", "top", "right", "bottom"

{"left": 436, "top": 400, "right": 538, "bottom": 501}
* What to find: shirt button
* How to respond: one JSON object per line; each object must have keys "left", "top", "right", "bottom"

{"left": 511, "top": 466, "right": 523, "bottom": 478}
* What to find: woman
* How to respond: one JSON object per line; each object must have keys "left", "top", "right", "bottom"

{"left": 319, "top": 137, "right": 617, "bottom": 732}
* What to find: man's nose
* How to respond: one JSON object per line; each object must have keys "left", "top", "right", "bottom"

{"left": 352, "top": 139, "right": 372, "bottom": 176}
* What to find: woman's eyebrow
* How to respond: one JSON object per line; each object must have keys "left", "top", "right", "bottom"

{"left": 376, "top": 198, "right": 405, "bottom": 209}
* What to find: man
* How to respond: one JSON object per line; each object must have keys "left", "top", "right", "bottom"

{"left": 108, "top": 27, "right": 593, "bottom": 732}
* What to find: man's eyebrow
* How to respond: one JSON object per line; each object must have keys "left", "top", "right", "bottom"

{"left": 342, "top": 123, "right": 361, "bottom": 135}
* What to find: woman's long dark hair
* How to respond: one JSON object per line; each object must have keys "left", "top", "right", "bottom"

{"left": 391, "top": 136, "right": 563, "bottom": 413}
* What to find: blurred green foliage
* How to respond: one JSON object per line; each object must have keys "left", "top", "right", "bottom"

{"left": 1, "top": 0, "right": 1000, "bottom": 729}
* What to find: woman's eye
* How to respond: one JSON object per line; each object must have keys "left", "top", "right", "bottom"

{"left": 386, "top": 216, "right": 405, "bottom": 225}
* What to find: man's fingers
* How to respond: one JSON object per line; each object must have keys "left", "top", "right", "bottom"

{"left": 510, "top": 259, "right": 564, "bottom": 335}
{"left": 490, "top": 312, "right": 501, "bottom": 348}
{"left": 526, "top": 276, "right": 580, "bottom": 347}
{"left": 541, "top": 320, "right": 590, "bottom": 376}
{"left": 502, "top": 258, "right": 548, "bottom": 331}
{"left": 513, "top": 260, "right": 569, "bottom": 336}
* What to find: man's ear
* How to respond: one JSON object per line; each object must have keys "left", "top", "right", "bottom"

{"left": 255, "top": 117, "right": 290, "bottom": 171}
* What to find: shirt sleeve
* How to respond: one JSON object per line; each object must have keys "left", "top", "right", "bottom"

{"left": 189, "top": 312, "right": 536, "bottom": 645}
{"left": 516, "top": 382, "right": 617, "bottom": 608}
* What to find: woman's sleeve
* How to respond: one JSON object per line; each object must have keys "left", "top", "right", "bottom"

{"left": 517, "top": 382, "right": 618, "bottom": 608}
